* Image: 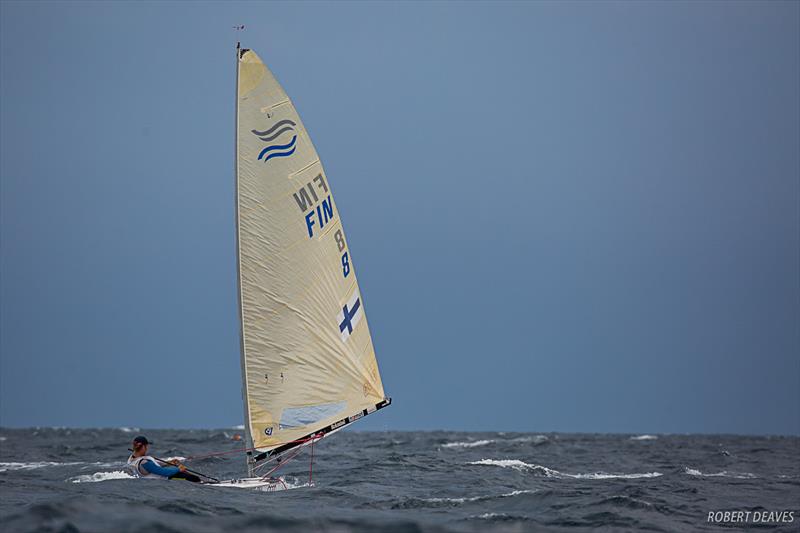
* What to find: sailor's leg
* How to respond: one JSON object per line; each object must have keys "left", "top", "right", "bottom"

{"left": 168, "top": 471, "right": 202, "bottom": 483}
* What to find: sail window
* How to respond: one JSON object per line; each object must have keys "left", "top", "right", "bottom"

{"left": 279, "top": 401, "right": 347, "bottom": 429}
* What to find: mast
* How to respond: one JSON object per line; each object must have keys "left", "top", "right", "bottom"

{"left": 233, "top": 41, "right": 255, "bottom": 478}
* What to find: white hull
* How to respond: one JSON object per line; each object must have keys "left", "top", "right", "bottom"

{"left": 206, "top": 477, "right": 310, "bottom": 492}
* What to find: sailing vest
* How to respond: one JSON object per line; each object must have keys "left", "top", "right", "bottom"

{"left": 127, "top": 455, "right": 167, "bottom": 479}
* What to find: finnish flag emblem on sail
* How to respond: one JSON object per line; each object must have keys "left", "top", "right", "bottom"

{"left": 338, "top": 290, "right": 363, "bottom": 342}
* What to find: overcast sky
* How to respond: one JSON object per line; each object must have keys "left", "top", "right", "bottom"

{"left": 1, "top": 1, "right": 798, "bottom": 435}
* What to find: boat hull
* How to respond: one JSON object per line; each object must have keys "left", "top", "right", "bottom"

{"left": 205, "top": 477, "right": 307, "bottom": 492}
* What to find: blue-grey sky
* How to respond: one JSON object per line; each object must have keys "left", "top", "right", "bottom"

{"left": 1, "top": 1, "right": 798, "bottom": 435}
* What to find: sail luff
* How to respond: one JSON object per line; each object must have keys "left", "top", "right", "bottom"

{"left": 233, "top": 42, "right": 255, "bottom": 477}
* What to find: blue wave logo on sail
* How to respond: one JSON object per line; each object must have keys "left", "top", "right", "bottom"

{"left": 252, "top": 119, "right": 297, "bottom": 163}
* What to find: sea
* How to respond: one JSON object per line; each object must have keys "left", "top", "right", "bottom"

{"left": 0, "top": 428, "right": 798, "bottom": 532}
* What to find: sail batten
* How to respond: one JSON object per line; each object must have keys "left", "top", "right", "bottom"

{"left": 234, "top": 47, "right": 387, "bottom": 456}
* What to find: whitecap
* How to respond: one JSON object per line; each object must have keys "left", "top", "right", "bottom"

{"left": 0, "top": 461, "right": 83, "bottom": 472}
{"left": 630, "top": 435, "right": 658, "bottom": 440}
{"left": 269, "top": 478, "right": 313, "bottom": 491}
{"left": 501, "top": 489, "right": 537, "bottom": 497}
{"left": 441, "top": 439, "right": 495, "bottom": 449}
{"left": 513, "top": 435, "right": 549, "bottom": 444}
{"left": 0, "top": 437, "right": 7, "bottom": 441}
{"left": 118, "top": 427, "right": 139, "bottom": 433}
{"left": 441, "top": 435, "right": 548, "bottom": 450}
{"left": 423, "top": 496, "right": 471, "bottom": 504}
{"left": 86, "top": 462, "right": 125, "bottom": 469}
{"left": 469, "top": 459, "right": 662, "bottom": 479}
{"left": 69, "top": 471, "right": 136, "bottom": 483}
{"left": 571, "top": 472, "right": 663, "bottom": 479}
{"left": 476, "top": 513, "right": 509, "bottom": 519}
{"left": 420, "top": 489, "right": 536, "bottom": 505}
{"left": 684, "top": 467, "right": 756, "bottom": 479}
{"left": 469, "top": 459, "right": 561, "bottom": 476}
{"left": 231, "top": 424, "right": 245, "bottom": 430}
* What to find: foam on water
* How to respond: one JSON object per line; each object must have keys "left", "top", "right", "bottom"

{"left": 630, "top": 435, "right": 658, "bottom": 440}
{"left": 684, "top": 467, "right": 757, "bottom": 479}
{"left": 0, "top": 461, "right": 83, "bottom": 472}
{"left": 475, "top": 513, "right": 510, "bottom": 520}
{"left": 420, "top": 489, "right": 538, "bottom": 505}
{"left": 571, "top": 471, "right": 663, "bottom": 479}
{"left": 441, "top": 435, "right": 548, "bottom": 449}
{"left": 69, "top": 471, "right": 136, "bottom": 483}
{"left": 513, "top": 435, "right": 549, "bottom": 444}
{"left": 441, "top": 439, "right": 495, "bottom": 449}
{"left": 469, "top": 459, "right": 663, "bottom": 479}
{"left": 1, "top": 429, "right": 796, "bottom": 532}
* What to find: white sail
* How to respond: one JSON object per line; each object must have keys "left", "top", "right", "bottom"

{"left": 234, "top": 46, "right": 388, "bottom": 459}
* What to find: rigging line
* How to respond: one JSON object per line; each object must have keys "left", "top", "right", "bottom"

{"left": 252, "top": 435, "right": 321, "bottom": 479}
{"left": 185, "top": 435, "right": 317, "bottom": 461}
{"left": 250, "top": 437, "right": 315, "bottom": 473}
{"left": 256, "top": 446, "right": 304, "bottom": 479}
{"left": 186, "top": 446, "right": 257, "bottom": 461}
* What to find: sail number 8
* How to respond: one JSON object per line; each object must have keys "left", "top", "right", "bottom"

{"left": 335, "top": 229, "right": 350, "bottom": 278}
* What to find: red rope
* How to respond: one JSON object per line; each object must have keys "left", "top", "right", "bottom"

{"left": 259, "top": 446, "right": 303, "bottom": 478}
{"left": 308, "top": 436, "right": 315, "bottom": 484}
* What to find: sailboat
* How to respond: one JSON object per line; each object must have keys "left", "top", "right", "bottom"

{"left": 212, "top": 43, "right": 391, "bottom": 490}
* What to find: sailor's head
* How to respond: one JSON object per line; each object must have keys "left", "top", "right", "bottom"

{"left": 132, "top": 435, "right": 150, "bottom": 452}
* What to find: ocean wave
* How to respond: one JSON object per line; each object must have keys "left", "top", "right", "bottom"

{"left": 387, "top": 489, "right": 539, "bottom": 509}
{"left": 473, "top": 512, "right": 511, "bottom": 520}
{"left": 441, "top": 435, "right": 548, "bottom": 449}
{"left": 86, "top": 462, "right": 124, "bottom": 469}
{"left": 573, "top": 472, "right": 663, "bottom": 480}
{"left": 69, "top": 470, "right": 136, "bottom": 483}
{"left": 684, "top": 467, "right": 756, "bottom": 479}
{"left": 514, "top": 435, "right": 549, "bottom": 444}
{"left": 441, "top": 439, "right": 495, "bottom": 449}
{"left": 118, "top": 427, "right": 140, "bottom": 433}
{"left": 0, "top": 461, "right": 83, "bottom": 472}
{"left": 597, "top": 495, "right": 656, "bottom": 509}
{"left": 469, "top": 459, "right": 559, "bottom": 475}
{"left": 466, "top": 512, "right": 531, "bottom": 522}
{"left": 469, "top": 459, "right": 662, "bottom": 479}
{"left": 630, "top": 435, "right": 658, "bottom": 440}
{"left": 422, "top": 489, "right": 537, "bottom": 504}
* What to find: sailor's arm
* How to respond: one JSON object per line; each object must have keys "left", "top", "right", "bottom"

{"left": 140, "top": 459, "right": 180, "bottom": 477}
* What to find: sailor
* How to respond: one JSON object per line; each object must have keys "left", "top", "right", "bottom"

{"left": 126, "top": 436, "right": 201, "bottom": 482}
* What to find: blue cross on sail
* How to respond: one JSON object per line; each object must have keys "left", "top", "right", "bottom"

{"left": 338, "top": 289, "right": 364, "bottom": 342}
